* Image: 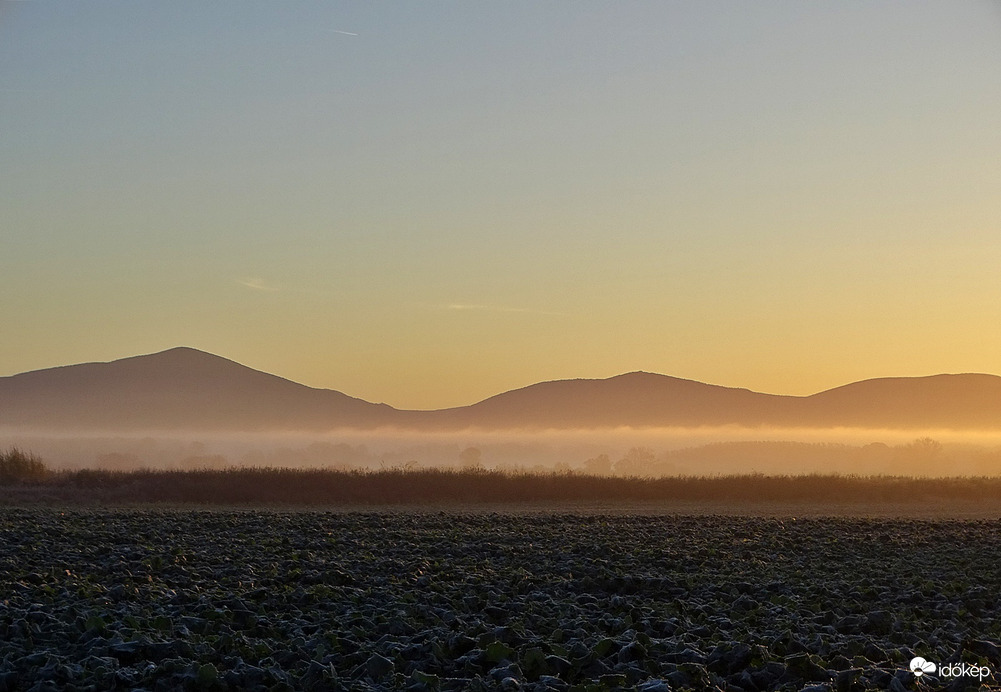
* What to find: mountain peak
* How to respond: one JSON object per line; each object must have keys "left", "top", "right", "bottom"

{"left": 125, "top": 346, "right": 245, "bottom": 368}
{"left": 3, "top": 350, "right": 1001, "bottom": 431}
{"left": 0, "top": 346, "right": 396, "bottom": 431}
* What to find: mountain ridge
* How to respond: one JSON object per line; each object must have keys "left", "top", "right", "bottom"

{"left": 2, "top": 347, "right": 1000, "bottom": 431}
{"left": 0, "top": 347, "right": 399, "bottom": 431}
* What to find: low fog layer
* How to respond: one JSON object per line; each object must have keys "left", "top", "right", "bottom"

{"left": 4, "top": 426, "right": 1001, "bottom": 477}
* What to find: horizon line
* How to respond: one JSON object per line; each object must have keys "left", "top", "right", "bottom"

{"left": 2, "top": 345, "right": 999, "bottom": 411}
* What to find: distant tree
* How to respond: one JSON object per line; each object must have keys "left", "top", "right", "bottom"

{"left": 583, "top": 453, "right": 613, "bottom": 476}
{"left": 459, "top": 446, "right": 483, "bottom": 471}
{"left": 615, "top": 447, "right": 656, "bottom": 478}
{"left": 909, "top": 437, "right": 943, "bottom": 459}
{"left": 894, "top": 437, "right": 944, "bottom": 476}
{"left": 554, "top": 461, "right": 574, "bottom": 475}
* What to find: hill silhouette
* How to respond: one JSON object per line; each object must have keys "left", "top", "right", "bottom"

{"left": 2, "top": 347, "right": 1001, "bottom": 431}
{"left": 430, "top": 372, "right": 801, "bottom": 428}
{"left": 0, "top": 347, "right": 398, "bottom": 431}
{"left": 802, "top": 374, "right": 1001, "bottom": 429}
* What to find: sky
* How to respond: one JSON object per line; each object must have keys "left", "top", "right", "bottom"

{"left": 2, "top": 1, "right": 1000, "bottom": 410}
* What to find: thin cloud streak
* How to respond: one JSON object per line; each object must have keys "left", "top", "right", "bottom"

{"left": 332, "top": 30, "right": 358, "bottom": 36}
{"left": 442, "top": 303, "right": 565, "bottom": 316}
{"left": 236, "top": 278, "right": 280, "bottom": 292}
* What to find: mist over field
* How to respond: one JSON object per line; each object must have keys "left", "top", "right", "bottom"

{"left": 5, "top": 425, "right": 1001, "bottom": 477}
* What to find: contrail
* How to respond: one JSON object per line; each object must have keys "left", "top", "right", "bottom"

{"left": 332, "top": 30, "right": 358, "bottom": 36}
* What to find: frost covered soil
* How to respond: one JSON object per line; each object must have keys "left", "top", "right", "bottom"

{"left": 1, "top": 509, "right": 999, "bottom": 691}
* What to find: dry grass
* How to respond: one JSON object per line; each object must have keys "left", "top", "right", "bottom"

{"left": 3, "top": 465, "right": 1001, "bottom": 517}
{"left": 0, "top": 447, "right": 49, "bottom": 484}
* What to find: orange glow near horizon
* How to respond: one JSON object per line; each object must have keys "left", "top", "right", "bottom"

{"left": 1, "top": 3, "right": 1000, "bottom": 410}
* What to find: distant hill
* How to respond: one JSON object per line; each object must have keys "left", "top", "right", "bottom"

{"left": 801, "top": 374, "right": 1001, "bottom": 429}
{"left": 2, "top": 347, "right": 1001, "bottom": 431}
{"left": 0, "top": 347, "right": 399, "bottom": 431}
{"left": 429, "top": 372, "right": 801, "bottom": 428}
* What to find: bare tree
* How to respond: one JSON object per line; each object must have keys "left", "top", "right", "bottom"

{"left": 459, "top": 446, "right": 483, "bottom": 471}
{"left": 583, "top": 453, "right": 613, "bottom": 476}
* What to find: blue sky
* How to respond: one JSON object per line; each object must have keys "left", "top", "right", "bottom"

{"left": 2, "top": 1, "right": 1000, "bottom": 408}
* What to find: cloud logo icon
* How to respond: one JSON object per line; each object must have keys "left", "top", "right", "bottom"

{"left": 910, "top": 657, "right": 936, "bottom": 677}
